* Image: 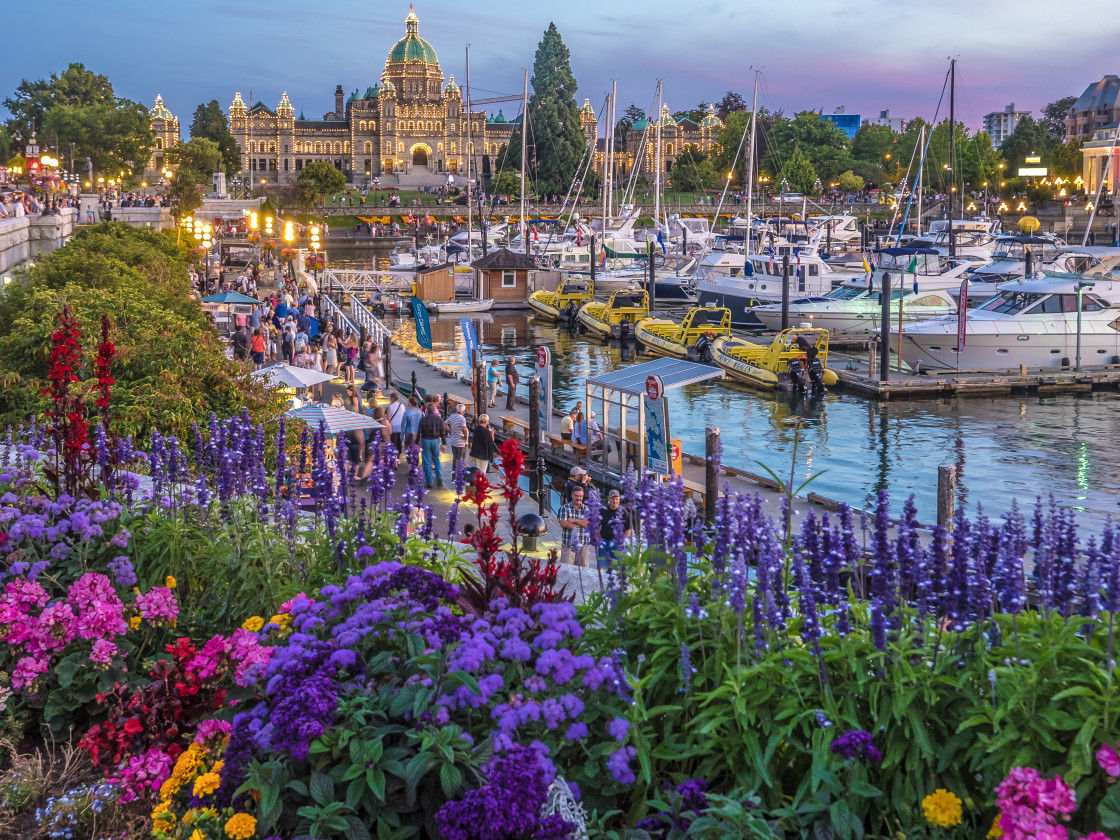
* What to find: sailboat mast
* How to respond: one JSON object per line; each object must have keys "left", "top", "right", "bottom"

{"left": 608, "top": 81, "right": 618, "bottom": 218}
{"left": 948, "top": 58, "right": 956, "bottom": 258}
{"left": 917, "top": 124, "right": 924, "bottom": 237}
{"left": 520, "top": 68, "right": 528, "bottom": 255}
{"left": 465, "top": 45, "right": 473, "bottom": 259}
{"left": 653, "top": 80, "right": 662, "bottom": 242}
{"left": 745, "top": 70, "right": 759, "bottom": 254}
{"left": 601, "top": 90, "right": 610, "bottom": 236}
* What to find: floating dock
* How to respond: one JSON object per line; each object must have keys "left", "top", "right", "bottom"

{"left": 834, "top": 362, "right": 1120, "bottom": 400}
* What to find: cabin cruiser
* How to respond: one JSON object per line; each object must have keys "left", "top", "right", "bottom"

{"left": 665, "top": 215, "right": 714, "bottom": 252}
{"left": 898, "top": 275, "right": 1120, "bottom": 371}
{"left": 965, "top": 235, "right": 1069, "bottom": 285}
{"left": 590, "top": 207, "right": 651, "bottom": 260}
{"left": 694, "top": 248, "right": 844, "bottom": 326}
{"left": 751, "top": 248, "right": 971, "bottom": 335}
{"left": 448, "top": 221, "right": 508, "bottom": 251}
{"left": 907, "top": 218, "right": 1002, "bottom": 261}
{"left": 809, "top": 215, "right": 862, "bottom": 247}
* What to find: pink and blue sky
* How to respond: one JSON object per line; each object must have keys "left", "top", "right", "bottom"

{"left": 4, "top": 0, "right": 1117, "bottom": 132}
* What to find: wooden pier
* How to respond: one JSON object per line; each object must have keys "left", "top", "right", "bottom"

{"left": 834, "top": 362, "right": 1120, "bottom": 400}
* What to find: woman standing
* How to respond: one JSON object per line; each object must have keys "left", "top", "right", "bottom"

{"left": 469, "top": 414, "right": 498, "bottom": 473}
{"left": 366, "top": 339, "right": 384, "bottom": 394}
{"left": 341, "top": 333, "right": 358, "bottom": 384}
{"left": 323, "top": 329, "right": 339, "bottom": 376}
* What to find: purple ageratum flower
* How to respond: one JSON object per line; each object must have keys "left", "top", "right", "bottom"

{"left": 607, "top": 716, "right": 629, "bottom": 741}
{"left": 829, "top": 729, "right": 881, "bottom": 765}
{"left": 107, "top": 555, "right": 137, "bottom": 588}
{"left": 606, "top": 746, "right": 637, "bottom": 785}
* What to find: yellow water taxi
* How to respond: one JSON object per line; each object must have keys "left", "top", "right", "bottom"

{"left": 711, "top": 327, "right": 839, "bottom": 392}
{"left": 576, "top": 288, "right": 649, "bottom": 339}
{"left": 527, "top": 277, "right": 595, "bottom": 322}
{"left": 635, "top": 305, "right": 731, "bottom": 361}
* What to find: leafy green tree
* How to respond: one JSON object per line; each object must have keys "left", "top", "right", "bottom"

{"left": 0, "top": 125, "right": 15, "bottom": 163}
{"left": 1051, "top": 140, "right": 1083, "bottom": 179}
{"left": 296, "top": 161, "right": 345, "bottom": 207}
{"left": 715, "top": 91, "right": 747, "bottom": 120}
{"left": 164, "top": 138, "right": 221, "bottom": 219}
{"left": 3, "top": 63, "right": 113, "bottom": 134}
{"left": 996, "top": 115, "right": 1052, "bottom": 174}
{"left": 42, "top": 100, "right": 153, "bottom": 179}
{"left": 489, "top": 170, "right": 528, "bottom": 198}
{"left": 672, "top": 104, "right": 707, "bottom": 124}
{"left": 781, "top": 146, "right": 817, "bottom": 193}
{"left": 502, "top": 24, "right": 589, "bottom": 195}
{"left": 710, "top": 109, "right": 784, "bottom": 186}
{"left": 852, "top": 124, "right": 898, "bottom": 167}
{"left": 0, "top": 224, "right": 276, "bottom": 441}
{"left": 670, "top": 160, "right": 718, "bottom": 192}
{"left": 836, "top": 170, "right": 865, "bottom": 191}
{"left": 762, "top": 111, "right": 852, "bottom": 184}
{"left": 676, "top": 146, "right": 707, "bottom": 167}
{"left": 1041, "top": 96, "right": 1077, "bottom": 141}
{"left": 190, "top": 100, "right": 241, "bottom": 174}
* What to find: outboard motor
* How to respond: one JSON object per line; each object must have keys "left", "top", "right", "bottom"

{"left": 694, "top": 331, "right": 715, "bottom": 365}
{"left": 564, "top": 301, "right": 578, "bottom": 324}
{"left": 787, "top": 356, "right": 808, "bottom": 394}
{"left": 619, "top": 318, "right": 631, "bottom": 339}
{"left": 806, "top": 356, "right": 827, "bottom": 395}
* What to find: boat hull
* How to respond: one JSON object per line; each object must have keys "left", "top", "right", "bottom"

{"left": 577, "top": 307, "right": 636, "bottom": 339}
{"left": 695, "top": 285, "right": 766, "bottom": 328}
{"left": 428, "top": 299, "right": 494, "bottom": 314}
{"left": 711, "top": 338, "right": 781, "bottom": 389}
{"left": 900, "top": 327, "right": 1120, "bottom": 371}
{"left": 634, "top": 322, "right": 689, "bottom": 359}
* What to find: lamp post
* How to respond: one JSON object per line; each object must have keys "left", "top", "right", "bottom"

{"left": 1076, "top": 280, "right": 1095, "bottom": 370}
{"left": 372, "top": 176, "right": 381, "bottom": 207}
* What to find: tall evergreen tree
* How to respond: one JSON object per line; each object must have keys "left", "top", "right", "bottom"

{"left": 502, "top": 24, "right": 589, "bottom": 196}
{"left": 190, "top": 100, "right": 241, "bottom": 174}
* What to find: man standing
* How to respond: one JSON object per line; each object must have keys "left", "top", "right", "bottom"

{"left": 417, "top": 403, "right": 446, "bottom": 488}
{"left": 563, "top": 466, "right": 585, "bottom": 502}
{"left": 504, "top": 356, "right": 520, "bottom": 410}
{"left": 445, "top": 403, "right": 470, "bottom": 474}
{"left": 558, "top": 486, "right": 591, "bottom": 567}
{"left": 386, "top": 393, "right": 406, "bottom": 452}
{"left": 487, "top": 361, "right": 500, "bottom": 407}
{"left": 598, "top": 489, "right": 632, "bottom": 567}
{"left": 231, "top": 326, "right": 250, "bottom": 362}
{"left": 401, "top": 396, "right": 423, "bottom": 450}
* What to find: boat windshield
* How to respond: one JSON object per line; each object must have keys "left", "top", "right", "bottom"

{"left": 878, "top": 253, "right": 941, "bottom": 274}
{"left": 979, "top": 292, "right": 1046, "bottom": 314}
{"left": 828, "top": 286, "right": 867, "bottom": 300}
{"left": 688, "top": 308, "right": 728, "bottom": 326}
{"left": 991, "top": 241, "right": 1027, "bottom": 260}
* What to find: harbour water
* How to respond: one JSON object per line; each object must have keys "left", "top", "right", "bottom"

{"left": 383, "top": 310, "right": 1120, "bottom": 528}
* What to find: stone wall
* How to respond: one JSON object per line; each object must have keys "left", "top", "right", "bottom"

{"left": 109, "top": 206, "right": 174, "bottom": 231}
{"left": 0, "top": 210, "right": 78, "bottom": 275}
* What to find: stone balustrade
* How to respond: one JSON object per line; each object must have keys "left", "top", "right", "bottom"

{"left": 0, "top": 210, "right": 78, "bottom": 276}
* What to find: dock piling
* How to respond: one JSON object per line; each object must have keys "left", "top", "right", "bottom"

{"left": 537, "top": 455, "right": 547, "bottom": 517}
{"left": 705, "top": 427, "right": 720, "bottom": 524}
{"left": 529, "top": 376, "right": 541, "bottom": 460}
{"left": 937, "top": 464, "right": 956, "bottom": 530}
{"left": 879, "top": 272, "right": 891, "bottom": 382}
{"left": 781, "top": 256, "right": 790, "bottom": 330}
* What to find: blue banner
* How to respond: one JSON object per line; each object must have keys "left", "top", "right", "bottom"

{"left": 412, "top": 297, "right": 432, "bottom": 350}
{"left": 460, "top": 317, "right": 478, "bottom": 363}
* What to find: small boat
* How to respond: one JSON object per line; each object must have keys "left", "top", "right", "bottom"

{"left": 635, "top": 305, "right": 731, "bottom": 362}
{"left": 577, "top": 288, "right": 649, "bottom": 339}
{"left": 712, "top": 328, "right": 839, "bottom": 392}
{"left": 427, "top": 298, "right": 494, "bottom": 314}
{"left": 527, "top": 277, "right": 595, "bottom": 322}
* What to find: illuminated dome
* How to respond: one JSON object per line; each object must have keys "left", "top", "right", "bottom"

{"left": 445, "top": 76, "right": 459, "bottom": 96}
{"left": 386, "top": 7, "right": 439, "bottom": 66}
{"left": 699, "top": 104, "right": 722, "bottom": 129}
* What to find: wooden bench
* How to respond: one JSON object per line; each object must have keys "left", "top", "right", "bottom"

{"left": 681, "top": 477, "right": 708, "bottom": 506}
{"left": 446, "top": 393, "right": 476, "bottom": 414}
{"left": 500, "top": 415, "right": 531, "bottom": 438}
{"left": 546, "top": 434, "right": 587, "bottom": 461}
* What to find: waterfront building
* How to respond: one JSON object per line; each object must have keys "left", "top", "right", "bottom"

{"left": 822, "top": 106, "right": 861, "bottom": 140}
{"left": 862, "top": 109, "right": 905, "bottom": 132}
{"left": 145, "top": 95, "right": 181, "bottom": 182}
{"left": 1065, "top": 75, "right": 1120, "bottom": 142}
{"left": 982, "top": 103, "right": 1030, "bottom": 149}
{"left": 585, "top": 103, "right": 723, "bottom": 183}
{"left": 227, "top": 6, "right": 518, "bottom": 189}
{"left": 1080, "top": 123, "right": 1120, "bottom": 197}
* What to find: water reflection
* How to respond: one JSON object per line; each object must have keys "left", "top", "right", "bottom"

{"left": 386, "top": 310, "right": 1120, "bottom": 526}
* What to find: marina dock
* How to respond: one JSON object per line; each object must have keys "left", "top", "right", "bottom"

{"left": 833, "top": 359, "right": 1120, "bottom": 399}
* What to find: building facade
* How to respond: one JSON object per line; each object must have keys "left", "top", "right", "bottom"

{"left": 1080, "top": 123, "right": 1120, "bottom": 197}
{"left": 1066, "top": 76, "right": 1120, "bottom": 143}
{"left": 228, "top": 7, "right": 517, "bottom": 188}
{"left": 822, "top": 107, "right": 861, "bottom": 140}
{"left": 584, "top": 103, "right": 723, "bottom": 182}
{"left": 982, "top": 103, "right": 1030, "bottom": 149}
{"left": 145, "top": 95, "right": 181, "bottom": 181}
{"left": 862, "top": 109, "right": 905, "bottom": 132}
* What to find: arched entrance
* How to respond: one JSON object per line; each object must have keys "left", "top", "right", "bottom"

{"left": 411, "top": 144, "right": 431, "bottom": 168}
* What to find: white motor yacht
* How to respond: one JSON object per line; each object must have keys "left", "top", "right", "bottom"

{"left": 898, "top": 275, "right": 1120, "bottom": 371}
{"left": 752, "top": 247, "right": 970, "bottom": 335}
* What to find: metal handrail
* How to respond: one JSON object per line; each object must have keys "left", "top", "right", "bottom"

{"left": 348, "top": 295, "right": 392, "bottom": 343}
{"left": 321, "top": 294, "right": 358, "bottom": 335}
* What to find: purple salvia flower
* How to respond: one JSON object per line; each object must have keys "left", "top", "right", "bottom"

{"left": 1080, "top": 536, "right": 1103, "bottom": 617}
{"left": 944, "top": 506, "right": 972, "bottom": 632}
{"left": 586, "top": 487, "right": 602, "bottom": 548}
{"left": 920, "top": 525, "right": 948, "bottom": 619}
{"left": 896, "top": 496, "right": 920, "bottom": 601}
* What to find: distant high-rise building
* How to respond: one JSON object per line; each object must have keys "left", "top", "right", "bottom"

{"left": 821, "top": 106, "right": 861, "bottom": 140}
{"left": 982, "top": 103, "right": 1030, "bottom": 149}
{"left": 861, "top": 109, "right": 904, "bottom": 132}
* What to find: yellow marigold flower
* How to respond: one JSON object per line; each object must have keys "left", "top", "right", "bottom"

{"left": 129, "top": 615, "right": 142, "bottom": 630}
{"left": 988, "top": 814, "right": 1005, "bottom": 839}
{"left": 193, "top": 772, "right": 221, "bottom": 797}
{"left": 166, "top": 575, "right": 177, "bottom": 589}
{"left": 173, "top": 742, "right": 205, "bottom": 782}
{"left": 151, "top": 799, "right": 174, "bottom": 821}
{"left": 224, "top": 812, "right": 257, "bottom": 840}
{"left": 212, "top": 760, "right": 225, "bottom": 774}
{"left": 922, "top": 788, "right": 963, "bottom": 828}
{"left": 190, "top": 831, "right": 205, "bottom": 840}
{"left": 159, "top": 777, "right": 180, "bottom": 799}
{"left": 241, "top": 616, "right": 265, "bottom": 632}
{"left": 153, "top": 819, "right": 173, "bottom": 834}
{"left": 268, "top": 613, "right": 292, "bottom": 633}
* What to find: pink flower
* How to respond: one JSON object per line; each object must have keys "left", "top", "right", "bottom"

{"left": 3, "top": 578, "right": 49, "bottom": 612}
{"left": 1085, "top": 834, "right": 1112, "bottom": 840}
{"left": 1097, "top": 743, "right": 1120, "bottom": 778}
{"left": 67, "top": 572, "right": 127, "bottom": 639}
{"left": 229, "top": 627, "right": 273, "bottom": 686}
{"left": 188, "top": 634, "right": 232, "bottom": 680}
{"left": 11, "top": 654, "right": 49, "bottom": 690}
{"left": 135, "top": 586, "right": 178, "bottom": 625}
{"left": 1035, "top": 776, "right": 1076, "bottom": 816}
{"left": 90, "top": 639, "right": 117, "bottom": 664}
{"left": 193, "top": 719, "right": 233, "bottom": 746}
{"left": 115, "top": 746, "right": 175, "bottom": 802}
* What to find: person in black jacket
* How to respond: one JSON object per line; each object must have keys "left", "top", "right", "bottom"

{"left": 469, "top": 414, "right": 498, "bottom": 473}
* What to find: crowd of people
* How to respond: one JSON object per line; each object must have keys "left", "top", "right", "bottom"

{"left": 0, "top": 189, "right": 77, "bottom": 218}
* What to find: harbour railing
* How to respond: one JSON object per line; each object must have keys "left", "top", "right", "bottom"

{"left": 348, "top": 295, "right": 392, "bottom": 344}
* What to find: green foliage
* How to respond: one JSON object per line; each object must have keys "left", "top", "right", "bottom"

{"left": 715, "top": 91, "right": 747, "bottom": 120}
{"left": 0, "top": 224, "right": 277, "bottom": 441}
{"left": 996, "top": 115, "right": 1051, "bottom": 174}
{"left": 851, "top": 124, "right": 898, "bottom": 168}
{"left": 1050, "top": 140, "right": 1083, "bottom": 179}
{"left": 190, "top": 99, "right": 241, "bottom": 174}
{"left": 297, "top": 161, "right": 346, "bottom": 207}
{"left": 1042, "top": 96, "right": 1077, "bottom": 141}
{"left": 489, "top": 170, "right": 528, "bottom": 198}
{"left": 670, "top": 160, "right": 718, "bottom": 193}
{"left": 579, "top": 553, "right": 1120, "bottom": 837}
{"left": 763, "top": 112, "right": 853, "bottom": 184}
{"left": 836, "top": 170, "right": 865, "bottom": 192}
{"left": 676, "top": 146, "right": 707, "bottom": 167}
{"left": 501, "top": 23, "right": 589, "bottom": 195}
{"left": 3, "top": 63, "right": 113, "bottom": 135}
{"left": 781, "top": 146, "right": 818, "bottom": 193}
{"left": 167, "top": 137, "right": 221, "bottom": 176}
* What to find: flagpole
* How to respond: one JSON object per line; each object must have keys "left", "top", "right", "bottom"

{"left": 520, "top": 67, "right": 529, "bottom": 255}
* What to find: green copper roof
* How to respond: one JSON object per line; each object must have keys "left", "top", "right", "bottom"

{"left": 386, "top": 9, "right": 438, "bottom": 65}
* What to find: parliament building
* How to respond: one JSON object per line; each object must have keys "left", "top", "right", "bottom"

{"left": 227, "top": 7, "right": 522, "bottom": 188}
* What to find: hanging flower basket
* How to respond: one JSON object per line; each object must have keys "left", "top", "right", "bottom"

{"left": 261, "top": 240, "right": 277, "bottom": 252}
{"left": 280, "top": 248, "right": 299, "bottom": 260}
{"left": 246, "top": 233, "right": 261, "bottom": 244}
{"left": 305, "top": 255, "right": 326, "bottom": 271}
